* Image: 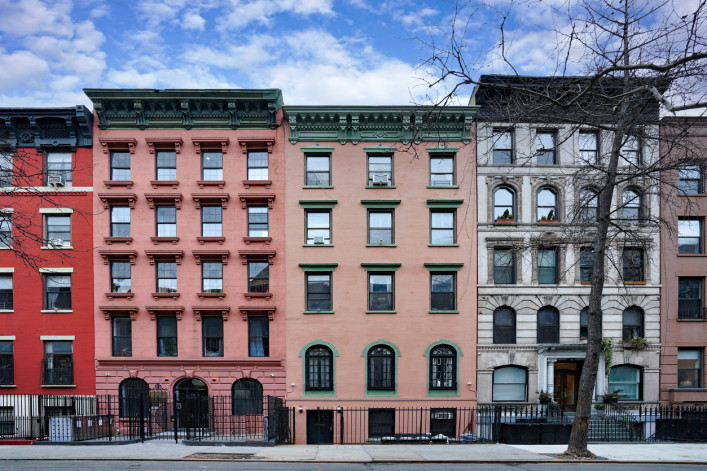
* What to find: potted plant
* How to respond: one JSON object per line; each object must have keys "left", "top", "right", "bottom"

{"left": 538, "top": 209, "right": 558, "bottom": 222}
{"left": 594, "top": 403, "right": 606, "bottom": 416}
{"left": 495, "top": 209, "right": 514, "bottom": 222}
{"left": 623, "top": 336, "right": 648, "bottom": 350}
{"left": 601, "top": 390, "right": 623, "bottom": 404}
{"left": 537, "top": 389, "right": 553, "bottom": 405}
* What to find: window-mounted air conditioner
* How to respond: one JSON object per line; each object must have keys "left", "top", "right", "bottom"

{"left": 432, "top": 411, "right": 454, "bottom": 420}
{"left": 48, "top": 175, "right": 66, "bottom": 187}
{"left": 313, "top": 236, "right": 325, "bottom": 244}
{"left": 372, "top": 174, "right": 389, "bottom": 185}
{"left": 48, "top": 238, "right": 64, "bottom": 247}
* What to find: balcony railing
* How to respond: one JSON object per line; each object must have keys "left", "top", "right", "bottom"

{"left": 678, "top": 304, "right": 707, "bottom": 320}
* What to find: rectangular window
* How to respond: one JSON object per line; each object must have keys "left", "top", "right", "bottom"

{"left": 110, "top": 151, "right": 130, "bottom": 180}
{"left": 43, "top": 341, "right": 72, "bottom": 385}
{"left": 678, "top": 277, "right": 705, "bottom": 319}
{"left": 430, "top": 210, "right": 455, "bottom": 245}
{"left": 678, "top": 349, "right": 703, "bottom": 388}
{"left": 305, "top": 154, "right": 331, "bottom": 186}
{"left": 620, "top": 135, "right": 640, "bottom": 166}
{"left": 110, "top": 206, "right": 130, "bottom": 237}
{"left": 156, "top": 150, "right": 176, "bottom": 180}
{"left": 201, "top": 151, "right": 223, "bottom": 180}
{"left": 44, "top": 274, "right": 71, "bottom": 310}
{"left": 430, "top": 154, "right": 455, "bottom": 186}
{"left": 0, "top": 214, "right": 10, "bottom": 248}
{"left": 493, "top": 248, "right": 515, "bottom": 284}
{"left": 110, "top": 261, "right": 131, "bottom": 293}
{"left": 580, "top": 308, "right": 589, "bottom": 341}
{"left": 248, "top": 261, "right": 269, "bottom": 293}
{"left": 579, "top": 132, "right": 598, "bottom": 164}
{"left": 368, "top": 272, "right": 393, "bottom": 311}
{"left": 622, "top": 248, "right": 645, "bottom": 282}
{"left": 306, "top": 273, "right": 331, "bottom": 311}
{"left": 156, "top": 261, "right": 177, "bottom": 293}
{"left": 430, "top": 272, "right": 455, "bottom": 311}
{"left": 247, "top": 150, "right": 268, "bottom": 180}
{"left": 368, "top": 154, "right": 393, "bottom": 186}
{"left": 44, "top": 215, "right": 71, "bottom": 247}
{"left": 201, "top": 206, "right": 222, "bottom": 237}
{"left": 202, "top": 316, "right": 223, "bottom": 357}
{"left": 247, "top": 206, "right": 269, "bottom": 237}
{"left": 46, "top": 152, "right": 72, "bottom": 186}
{"left": 369, "top": 409, "right": 395, "bottom": 438}
{"left": 0, "top": 274, "right": 12, "bottom": 310}
{"left": 0, "top": 153, "right": 12, "bottom": 186}
{"left": 157, "top": 316, "right": 178, "bottom": 357}
{"left": 580, "top": 248, "right": 593, "bottom": 283}
{"left": 536, "top": 131, "right": 556, "bottom": 165}
{"left": 248, "top": 316, "right": 269, "bottom": 357}
{"left": 368, "top": 210, "right": 393, "bottom": 245}
{"left": 537, "top": 248, "right": 558, "bottom": 284}
{"left": 493, "top": 130, "right": 514, "bottom": 164}
{"left": 202, "top": 261, "right": 223, "bottom": 293}
{"left": 156, "top": 206, "right": 176, "bottom": 237}
{"left": 112, "top": 316, "right": 132, "bottom": 357}
{"left": 678, "top": 218, "right": 704, "bottom": 254}
{"left": 0, "top": 341, "right": 12, "bottom": 385}
{"left": 679, "top": 164, "right": 704, "bottom": 194}
{"left": 305, "top": 210, "right": 331, "bottom": 244}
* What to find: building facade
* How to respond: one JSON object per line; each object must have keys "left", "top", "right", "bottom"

{"left": 0, "top": 107, "right": 95, "bottom": 394}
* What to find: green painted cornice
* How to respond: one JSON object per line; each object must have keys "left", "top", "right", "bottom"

{"left": 283, "top": 106, "right": 478, "bottom": 145}
{"left": 83, "top": 89, "right": 283, "bottom": 130}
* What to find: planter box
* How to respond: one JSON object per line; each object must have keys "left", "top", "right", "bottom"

{"left": 494, "top": 219, "right": 515, "bottom": 223}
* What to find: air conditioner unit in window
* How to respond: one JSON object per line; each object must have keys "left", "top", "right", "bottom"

{"left": 372, "top": 174, "right": 389, "bottom": 185}
{"left": 48, "top": 238, "right": 64, "bottom": 247}
{"left": 313, "top": 236, "right": 325, "bottom": 244}
{"left": 432, "top": 411, "right": 454, "bottom": 420}
{"left": 48, "top": 175, "right": 66, "bottom": 187}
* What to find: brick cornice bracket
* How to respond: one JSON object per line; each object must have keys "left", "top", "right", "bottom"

{"left": 192, "top": 306, "right": 230, "bottom": 322}
{"left": 98, "top": 193, "right": 137, "bottom": 209}
{"left": 238, "top": 193, "right": 275, "bottom": 209}
{"left": 145, "top": 250, "right": 184, "bottom": 265}
{"left": 144, "top": 137, "right": 183, "bottom": 154}
{"left": 145, "top": 305, "right": 185, "bottom": 321}
{"left": 192, "top": 193, "right": 230, "bottom": 209}
{"left": 192, "top": 250, "right": 230, "bottom": 265}
{"left": 238, "top": 249, "right": 276, "bottom": 265}
{"left": 239, "top": 138, "right": 274, "bottom": 154}
{"left": 238, "top": 305, "right": 276, "bottom": 321}
{"left": 145, "top": 193, "right": 183, "bottom": 209}
{"left": 191, "top": 137, "right": 230, "bottom": 155}
{"left": 99, "top": 306, "right": 139, "bottom": 321}
{"left": 98, "top": 137, "right": 137, "bottom": 154}
{"left": 98, "top": 250, "right": 138, "bottom": 265}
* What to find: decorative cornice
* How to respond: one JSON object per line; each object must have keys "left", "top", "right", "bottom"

{"left": 99, "top": 306, "right": 139, "bottom": 321}
{"left": 145, "top": 305, "right": 185, "bottom": 321}
{"left": 192, "top": 250, "right": 230, "bottom": 265}
{"left": 192, "top": 306, "right": 230, "bottom": 321}
{"left": 238, "top": 305, "right": 277, "bottom": 321}
{"left": 284, "top": 106, "right": 477, "bottom": 145}
{"left": 83, "top": 89, "right": 283, "bottom": 130}
{"left": 0, "top": 106, "right": 93, "bottom": 149}
{"left": 98, "top": 137, "right": 137, "bottom": 154}
{"left": 97, "top": 193, "right": 137, "bottom": 209}
{"left": 98, "top": 250, "right": 138, "bottom": 265}
{"left": 238, "top": 193, "right": 275, "bottom": 209}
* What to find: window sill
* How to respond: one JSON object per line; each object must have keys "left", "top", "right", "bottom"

{"left": 678, "top": 193, "right": 707, "bottom": 197}
{"left": 150, "top": 180, "right": 179, "bottom": 189}
{"left": 105, "top": 292, "right": 133, "bottom": 300}
{"left": 366, "top": 310, "right": 396, "bottom": 314}
{"left": 428, "top": 244, "right": 459, "bottom": 247}
{"left": 40, "top": 310, "right": 73, "bottom": 313}
{"left": 624, "top": 281, "right": 647, "bottom": 285}
{"left": 151, "top": 236, "right": 179, "bottom": 245}
{"left": 244, "top": 292, "right": 272, "bottom": 301}
{"left": 197, "top": 180, "right": 225, "bottom": 189}
{"left": 0, "top": 310, "right": 13, "bottom": 313}
{"left": 243, "top": 237, "right": 272, "bottom": 245}
{"left": 677, "top": 253, "right": 707, "bottom": 257}
{"left": 365, "top": 185, "right": 396, "bottom": 189}
{"left": 40, "top": 246, "right": 73, "bottom": 250}
{"left": 0, "top": 385, "right": 16, "bottom": 388}
{"left": 41, "top": 384, "right": 76, "bottom": 388}
{"left": 303, "top": 185, "right": 334, "bottom": 189}
{"left": 304, "top": 310, "right": 335, "bottom": 314}
{"left": 242, "top": 180, "right": 272, "bottom": 189}
{"left": 493, "top": 221, "right": 516, "bottom": 225}
{"left": 677, "top": 317, "right": 706, "bottom": 322}
{"left": 429, "top": 310, "right": 459, "bottom": 314}
{"left": 365, "top": 390, "right": 397, "bottom": 397}
{"left": 303, "top": 390, "right": 336, "bottom": 397}
{"left": 427, "top": 185, "right": 459, "bottom": 189}
{"left": 197, "top": 236, "right": 225, "bottom": 245}
{"left": 199, "top": 292, "right": 226, "bottom": 300}
{"left": 104, "top": 237, "right": 133, "bottom": 245}
{"left": 103, "top": 180, "right": 134, "bottom": 189}
{"left": 0, "top": 247, "right": 11, "bottom": 250}
{"left": 366, "top": 244, "right": 396, "bottom": 247}
{"left": 303, "top": 244, "right": 333, "bottom": 247}
{"left": 426, "top": 390, "right": 460, "bottom": 397}
{"left": 152, "top": 292, "right": 180, "bottom": 300}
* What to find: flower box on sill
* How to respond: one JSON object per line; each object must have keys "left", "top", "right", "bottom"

{"left": 538, "top": 219, "right": 559, "bottom": 223}
{"left": 624, "top": 281, "right": 647, "bottom": 285}
{"left": 580, "top": 281, "right": 592, "bottom": 285}
{"left": 495, "top": 219, "right": 515, "bottom": 223}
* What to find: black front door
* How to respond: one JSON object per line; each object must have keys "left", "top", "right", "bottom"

{"left": 174, "top": 378, "right": 208, "bottom": 429}
{"left": 306, "top": 410, "right": 333, "bottom": 444}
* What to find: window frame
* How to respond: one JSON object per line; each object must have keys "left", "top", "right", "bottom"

{"left": 580, "top": 248, "right": 594, "bottom": 283}
{"left": 45, "top": 152, "right": 72, "bottom": 186}
{"left": 493, "top": 307, "right": 516, "bottom": 344}
{"left": 43, "top": 274, "right": 71, "bottom": 310}
{"left": 622, "top": 306, "right": 644, "bottom": 340}
{"left": 110, "top": 261, "right": 131, "bottom": 293}
{"left": 110, "top": 151, "right": 131, "bottom": 181}
{"left": 678, "top": 164, "right": 704, "bottom": 194}
{"left": 110, "top": 206, "right": 130, "bottom": 237}
{"left": 0, "top": 214, "right": 11, "bottom": 248}
{"left": 537, "top": 247, "right": 558, "bottom": 284}
{"left": 493, "top": 129, "right": 514, "bottom": 164}
{"left": 430, "top": 272, "right": 456, "bottom": 312}
{"left": 368, "top": 272, "right": 394, "bottom": 312}
{"left": 0, "top": 274, "right": 12, "bottom": 310}
{"left": 201, "top": 150, "right": 223, "bottom": 181}
{"left": 305, "top": 345, "right": 333, "bottom": 391}
{"left": 156, "top": 315, "right": 178, "bottom": 357}
{"left": 232, "top": 378, "right": 264, "bottom": 415}
{"left": 155, "top": 205, "right": 177, "bottom": 237}
{"left": 678, "top": 277, "right": 705, "bottom": 319}
{"left": 202, "top": 316, "right": 224, "bottom": 357}
{"left": 111, "top": 316, "right": 132, "bottom": 357}
{"left": 367, "top": 153, "right": 393, "bottom": 186}
{"left": 0, "top": 153, "right": 12, "bottom": 186}
{"left": 493, "top": 186, "right": 516, "bottom": 221}
{"left": 620, "top": 135, "right": 641, "bottom": 166}
{"left": 608, "top": 365, "right": 643, "bottom": 400}
{"left": 305, "top": 209, "right": 332, "bottom": 245}
{"left": 493, "top": 247, "right": 516, "bottom": 284}
{"left": 247, "top": 150, "right": 269, "bottom": 180}
{"left": 247, "top": 260, "right": 269, "bottom": 294}
{"left": 579, "top": 131, "right": 598, "bottom": 164}
{"left": 535, "top": 130, "right": 557, "bottom": 165}
{"left": 367, "top": 345, "right": 395, "bottom": 391}
{"left": 537, "top": 306, "right": 560, "bottom": 343}
{"left": 0, "top": 341, "right": 13, "bottom": 385}
{"left": 580, "top": 307, "right": 589, "bottom": 340}
{"left": 201, "top": 206, "right": 222, "bottom": 237}
{"left": 677, "top": 348, "right": 704, "bottom": 388}
{"left": 537, "top": 187, "right": 558, "bottom": 221}
{"left": 155, "top": 150, "right": 176, "bottom": 181}
{"left": 579, "top": 187, "right": 599, "bottom": 222}
{"left": 430, "top": 209, "right": 456, "bottom": 245}
{"left": 201, "top": 260, "right": 223, "bottom": 293}
{"left": 247, "top": 206, "right": 269, "bottom": 237}
{"left": 678, "top": 218, "right": 704, "bottom": 254}
{"left": 248, "top": 316, "right": 269, "bottom": 357}
{"left": 44, "top": 214, "right": 71, "bottom": 247}
{"left": 305, "top": 153, "right": 331, "bottom": 186}
{"left": 429, "top": 345, "right": 457, "bottom": 390}
{"left": 492, "top": 366, "right": 528, "bottom": 402}
{"left": 43, "top": 340, "right": 73, "bottom": 386}
{"left": 118, "top": 378, "right": 149, "bottom": 418}
{"left": 305, "top": 272, "right": 332, "bottom": 312}
{"left": 622, "top": 188, "right": 643, "bottom": 221}
{"left": 368, "top": 209, "right": 394, "bottom": 245}
{"left": 156, "top": 261, "right": 177, "bottom": 293}
{"left": 429, "top": 153, "right": 456, "bottom": 186}
{"left": 622, "top": 247, "right": 645, "bottom": 283}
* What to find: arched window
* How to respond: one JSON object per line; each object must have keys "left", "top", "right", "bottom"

{"left": 493, "top": 366, "right": 528, "bottom": 402}
{"left": 493, "top": 186, "right": 515, "bottom": 221}
{"left": 232, "top": 378, "right": 263, "bottom": 415}
{"left": 622, "top": 306, "right": 644, "bottom": 340}
{"left": 367, "top": 345, "right": 395, "bottom": 391}
{"left": 579, "top": 187, "right": 599, "bottom": 222}
{"left": 608, "top": 365, "right": 642, "bottom": 400}
{"left": 537, "top": 306, "right": 559, "bottom": 343}
{"left": 118, "top": 378, "right": 149, "bottom": 418}
{"left": 305, "top": 345, "right": 333, "bottom": 391}
{"left": 622, "top": 189, "right": 642, "bottom": 220}
{"left": 537, "top": 187, "right": 558, "bottom": 221}
{"left": 429, "top": 345, "right": 456, "bottom": 390}
{"left": 493, "top": 307, "right": 516, "bottom": 344}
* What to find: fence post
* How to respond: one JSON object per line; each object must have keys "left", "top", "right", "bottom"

{"left": 493, "top": 406, "right": 501, "bottom": 443}
{"left": 139, "top": 393, "right": 145, "bottom": 443}
{"left": 174, "top": 400, "right": 178, "bottom": 444}
{"left": 107, "top": 396, "right": 112, "bottom": 442}
{"left": 339, "top": 408, "right": 344, "bottom": 444}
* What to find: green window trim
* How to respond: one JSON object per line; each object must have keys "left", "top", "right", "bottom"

{"left": 361, "top": 263, "right": 401, "bottom": 271}
{"left": 363, "top": 145, "right": 398, "bottom": 153}
{"left": 427, "top": 146, "right": 460, "bottom": 153}
{"left": 427, "top": 185, "right": 460, "bottom": 189}
{"left": 423, "top": 339, "right": 464, "bottom": 397}
{"left": 299, "top": 263, "right": 339, "bottom": 272}
{"left": 424, "top": 263, "right": 464, "bottom": 272}
{"left": 361, "top": 200, "right": 401, "bottom": 209}
{"left": 361, "top": 339, "right": 401, "bottom": 397}
{"left": 299, "top": 200, "right": 338, "bottom": 209}
{"left": 303, "top": 186, "right": 334, "bottom": 189}
{"left": 299, "top": 339, "right": 339, "bottom": 398}
{"left": 427, "top": 199, "right": 464, "bottom": 209}
{"left": 299, "top": 145, "right": 335, "bottom": 153}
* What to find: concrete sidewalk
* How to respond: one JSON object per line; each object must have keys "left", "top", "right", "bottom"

{"left": 0, "top": 442, "right": 705, "bottom": 463}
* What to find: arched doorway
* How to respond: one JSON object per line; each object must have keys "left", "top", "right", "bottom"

{"left": 173, "top": 378, "right": 208, "bottom": 429}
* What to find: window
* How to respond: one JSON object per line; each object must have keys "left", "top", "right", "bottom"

{"left": 580, "top": 307, "right": 589, "bottom": 340}
{"left": 580, "top": 248, "right": 593, "bottom": 283}
{"left": 678, "top": 349, "right": 703, "bottom": 388}
{"left": 119, "top": 378, "right": 149, "bottom": 418}
{"left": 493, "top": 130, "right": 514, "bottom": 164}
{"left": 233, "top": 379, "right": 263, "bottom": 415}
{"left": 678, "top": 218, "right": 704, "bottom": 254}
{"left": 493, "top": 366, "right": 527, "bottom": 402}
{"left": 247, "top": 150, "right": 268, "bottom": 180}
{"left": 368, "top": 210, "right": 393, "bottom": 245}
{"left": 493, "top": 248, "right": 515, "bottom": 284}
{"left": 622, "top": 248, "right": 645, "bottom": 283}
{"left": 305, "top": 210, "right": 331, "bottom": 244}
{"left": 199, "top": 206, "right": 222, "bottom": 237}
{"left": 537, "top": 306, "right": 559, "bottom": 343}
{"left": 156, "top": 206, "right": 176, "bottom": 237}
{"left": 579, "top": 187, "right": 599, "bottom": 222}
{"left": 536, "top": 131, "right": 556, "bottom": 165}
{"left": 110, "top": 206, "right": 130, "bottom": 237}
{"left": 430, "top": 272, "right": 456, "bottom": 311}
{"left": 156, "top": 261, "right": 177, "bottom": 293}
{"left": 0, "top": 341, "right": 12, "bottom": 385}
{"left": 110, "top": 261, "right": 131, "bottom": 293}
{"left": 0, "top": 215, "right": 10, "bottom": 248}
{"left": 368, "top": 154, "right": 393, "bottom": 187}
{"left": 306, "top": 154, "right": 331, "bottom": 186}
{"left": 46, "top": 152, "right": 72, "bottom": 186}
{"left": 430, "top": 210, "right": 455, "bottom": 244}
{"left": 248, "top": 316, "right": 269, "bottom": 357}
{"left": 493, "top": 307, "right": 516, "bottom": 344}
{"left": 622, "top": 189, "right": 642, "bottom": 220}
{"left": 678, "top": 164, "right": 704, "bottom": 194}
{"left": 112, "top": 316, "right": 132, "bottom": 357}
{"left": 0, "top": 274, "right": 12, "bottom": 310}
{"left": 110, "top": 151, "right": 130, "bottom": 180}
{"left": 678, "top": 277, "right": 704, "bottom": 319}
{"left": 368, "top": 272, "right": 393, "bottom": 311}
{"left": 156, "top": 150, "right": 176, "bottom": 180}
{"left": 0, "top": 153, "right": 12, "bottom": 186}
{"left": 248, "top": 261, "right": 269, "bottom": 293}
{"left": 44, "top": 215, "right": 71, "bottom": 247}
{"left": 537, "top": 187, "right": 558, "bottom": 221}
{"left": 622, "top": 306, "right": 644, "bottom": 340}
{"left": 369, "top": 409, "right": 395, "bottom": 438}
{"left": 368, "top": 345, "right": 394, "bottom": 390}
{"left": 493, "top": 186, "right": 515, "bottom": 221}
{"left": 44, "top": 274, "right": 71, "bottom": 310}
{"left": 608, "top": 365, "right": 642, "bottom": 400}
{"left": 202, "top": 151, "right": 222, "bottom": 180}
{"left": 537, "top": 248, "right": 558, "bottom": 284}
{"left": 202, "top": 261, "right": 223, "bottom": 293}
{"left": 305, "top": 345, "right": 333, "bottom": 390}
{"left": 306, "top": 273, "right": 331, "bottom": 311}
{"left": 429, "top": 345, "right": 456, "bottom": 390}
{"left": 43, "top": 341, "right": 72, "bottom": 385}
{"left": 157, "top": 316, "right": 177, "bottom": 357}
{"left": 247, "top": 206, "right": 268, "bottom": 237}
{"left": 202, "top": 316, "right": 223, "bottom": 357}
{"left": 430, "top": 154, "right": 455, "bottom": 186}
{"left": 620, "top": 135, "right": 640, "bottom": 166}
{"left": 579, "top": 132, "right": 598, "bottom": 164}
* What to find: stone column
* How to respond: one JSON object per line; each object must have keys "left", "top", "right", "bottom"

{"left": 546, "top": 359, "right": 556, "bottom": 396}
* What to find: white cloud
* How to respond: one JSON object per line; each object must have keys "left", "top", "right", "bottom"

{"left": 216, "top": 0, "right": 334, "bottom": 30}
{"left": 0, "top": 0, "right": 74, "bottom": 38}
{"left": 0, "top": 50, "right": 50, "bottom": 89}
{"left": 182, "top": 10, "right": 206, "bottom": 30}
